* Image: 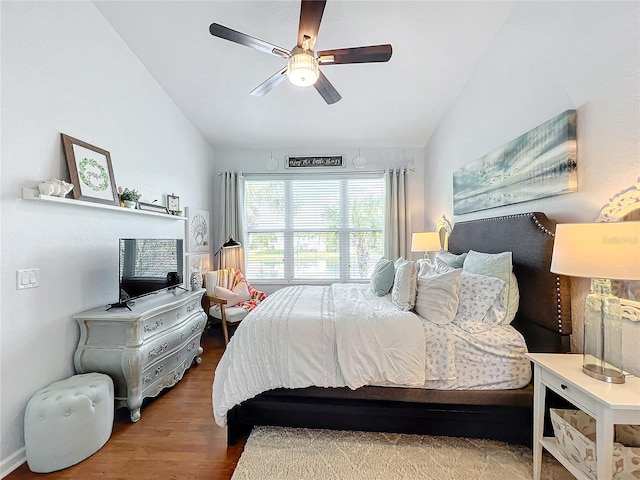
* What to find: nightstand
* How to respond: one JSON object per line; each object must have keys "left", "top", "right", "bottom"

{"left": 527, "top": 353, "right": 640, "bottom": 480}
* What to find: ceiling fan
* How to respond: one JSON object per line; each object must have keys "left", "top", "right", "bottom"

{"left": 209, "top": 0, "right": 392, "bottom": 105}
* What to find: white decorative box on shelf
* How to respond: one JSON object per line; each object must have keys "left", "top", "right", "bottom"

{"left": 22, "top": 188, "right": 187, "bottom": 221}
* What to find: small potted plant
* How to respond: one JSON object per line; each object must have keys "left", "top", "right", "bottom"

{"left": 119, "top": 187, "right": 141, "bottom": 208}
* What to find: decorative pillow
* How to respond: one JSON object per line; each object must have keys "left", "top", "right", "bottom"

{"left": 437, "top": 250, "right": 468, "bottom": 269}
{"left": 394, "top": 256, "right": 406, "bottom": 268}
{"left": 434, "top": 257, "right": 455, "bottom": 274}
{"left": 453, "top": 271, "right": 506, "bottom": 334}
{"left": 370, "top": 258, "right": 395, "bottom": 296}
{"left": 505, "top": 272, "right": 520, "bottom": 325}
{"left": 414, "top": 269, "right": 462, "bottom": 325}
{"left": 213, "top": 281, "right": 252, "bottom": 307}
{"left": 391, "top": 260, "right": 417, "bottom": 311}
{"left": 463, "top": 250, "right": 517, "bottom": 324}
{"left": 415, "top": 258, "right": 432, "bottom": 277}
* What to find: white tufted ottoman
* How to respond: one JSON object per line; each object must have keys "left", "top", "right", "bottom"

{"left": 24, "top": 373, "right": 114, "bottom": 473}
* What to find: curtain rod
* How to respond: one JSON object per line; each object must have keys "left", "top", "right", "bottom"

{"left": 217, "top": 168, "right": 416, "bottom": 176}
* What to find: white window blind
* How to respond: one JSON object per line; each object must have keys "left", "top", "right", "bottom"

{"left": 244, "top": 175, "right": 385, "bottom": 282}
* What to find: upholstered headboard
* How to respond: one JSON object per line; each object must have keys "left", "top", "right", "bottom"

{"left": 448, "top": 212, "right": 572, "bottom": 353}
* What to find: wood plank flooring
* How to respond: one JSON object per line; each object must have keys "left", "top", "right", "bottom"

{"left": 7, "top": 327, "right": 246, "bottom": 480}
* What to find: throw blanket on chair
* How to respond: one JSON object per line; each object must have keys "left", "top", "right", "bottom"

{"left": 214, "top": 268, "right": 266, "bottom": 313}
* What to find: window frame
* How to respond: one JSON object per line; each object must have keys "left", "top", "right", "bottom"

{"left": 243, "top": 173, "right": 385, "bottom": 284}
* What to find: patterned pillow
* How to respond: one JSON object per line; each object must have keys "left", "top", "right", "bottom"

{"left": 391, "top": 260, "right": 417, "bottom": 311}
{"left": 370, "top": 258, "right": 395, "bottom": 296}
{"left": 463, "top": 250, "right": 517, "bottom": 324}
{"left": 452, "top": 271, "right": 506, "bottom": 334}
{"left": 414, "top": 269, "right": 462, "bottom": 324}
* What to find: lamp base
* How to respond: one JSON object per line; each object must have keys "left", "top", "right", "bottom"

{"left": 582, "top": 363, "right": 625, "bottom": 384}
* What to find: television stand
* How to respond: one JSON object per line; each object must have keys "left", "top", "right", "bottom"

{"left": 74, "top": 289, "right": 207, "bottom": 422}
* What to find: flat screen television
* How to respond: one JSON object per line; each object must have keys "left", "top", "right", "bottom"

{"left": 116, "top": 238, "right": 184, "bottom": 308}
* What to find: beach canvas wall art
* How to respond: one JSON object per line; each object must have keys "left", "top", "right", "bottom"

{"left": 453, "top": 110, "right": 577, "bottom": 215}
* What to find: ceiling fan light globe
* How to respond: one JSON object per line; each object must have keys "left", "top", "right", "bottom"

{"left": 287, "top": 52, "right": 319, "bottom": 87}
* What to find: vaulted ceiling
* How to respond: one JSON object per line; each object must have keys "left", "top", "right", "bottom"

{"left": 95, "top": 1, "right": 514, "bottom": 149}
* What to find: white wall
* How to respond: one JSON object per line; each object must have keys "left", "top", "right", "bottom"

{"left": 0, "top": 2, "right": 214, "bottom": 475}
{"left": 214, "top": 147, "right": 425, "bottom": 293}
{"left": 423, "top": 2, "right": 639, "bottom": 356}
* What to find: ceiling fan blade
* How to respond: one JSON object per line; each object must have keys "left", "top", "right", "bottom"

{"left": 209, "top": 23, "right": 290, "bottom": 58}
{"left": 250, "top": 67, "right": 288, "bottom": 97}
{"left": 314, "top": 71, "right": 341, "bottom": 105}
{"left": 297, "top": 0, "right": 326, "bottom": 51}
{"left": 318, "top": 44, "right": 393, "bottom": 65}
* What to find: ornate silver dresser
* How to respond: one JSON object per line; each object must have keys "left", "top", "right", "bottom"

{"left": 74, "top": 289, "right": 206, "bottom": 422}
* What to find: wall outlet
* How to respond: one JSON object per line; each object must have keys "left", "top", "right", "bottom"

{"left": 16, "top": 268, "right": 39, "bottom": 289}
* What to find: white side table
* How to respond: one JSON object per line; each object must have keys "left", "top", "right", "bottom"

{"left": 527, "top": 353, "right": 640, "bottom": 480}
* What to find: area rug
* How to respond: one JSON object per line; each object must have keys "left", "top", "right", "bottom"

{"left": 231, "top": 426, "right": 573, "bottom": 480}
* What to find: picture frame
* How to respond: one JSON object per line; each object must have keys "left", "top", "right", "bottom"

{"left": 167, "top": 194, "right": 180, "bottom": 214}
{"left": 185, "top": 207, "right": 210, "bottom": 253}
{"left": 284, "top": 155, "right": 344, "bottom": 168}
{"left": 186, "top": 253, "right": 211, "bottom": 274}
{"left": 138, "top": 202, "right": 170, "bottom": 214}
{"left": 61, "top": 133, "right": 119, "bottom": 205}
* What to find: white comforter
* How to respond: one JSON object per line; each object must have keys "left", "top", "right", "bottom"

{"left": 212, "top": 284, "right": 426, "bottom": 427}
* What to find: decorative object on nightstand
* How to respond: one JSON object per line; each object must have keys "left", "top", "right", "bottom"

{"left": 411, "top": 231, "right": 441, "bottom": 261}
{"left": 551, "top": 221, "right": 640, "bottom": 383}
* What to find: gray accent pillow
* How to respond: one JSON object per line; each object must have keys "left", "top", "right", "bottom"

{"left": 370, "top": 258, "right": 395, "bottom": 296}
{"left": 436, "top": 250, "right": 468, "bottom": 269}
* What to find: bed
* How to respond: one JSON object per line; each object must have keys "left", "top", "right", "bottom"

{"left": 215, "top": 212, "right": 572, "bottom": 446}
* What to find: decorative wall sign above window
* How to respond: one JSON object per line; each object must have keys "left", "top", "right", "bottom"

{"left": 285, "top": 155, "right": 344, "bottom": 168}
{"left": 453, "top": 110, "right": 577, "bottom": 215}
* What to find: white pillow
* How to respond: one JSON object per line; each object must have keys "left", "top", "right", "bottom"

{"left": 414, "top": 269, "right": 462, "bottom": 325}
{"left": 463, "top": 250, "right": 518, "bottom": 325}
{"left": 505, "top": 272, "right": 519, "bottom": 325}
{"left": 391, "top": 260, "right": 417, "bottom": 311}
{"left": 453, "top": 271, "right": 506, "bottom": 334}
{"left": 213, "top": 281, "right": 252, "bottom": 307}
{"left": 415, "top": 258, "right": 432, "bottom": 277}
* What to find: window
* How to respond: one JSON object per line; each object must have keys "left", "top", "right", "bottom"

{"left": 244, "top": 175, "right": 385, "bottom": 282}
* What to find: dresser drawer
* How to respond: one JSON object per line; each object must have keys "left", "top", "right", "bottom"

{"left": 141, "top": 298, "right": 202, "bottom": 340}
{"left": 142, "top": 313, "right": 205, "bottom": 365}
{"left": 141, "top": 332, "right": 203, "bottom": 395}
{"left": 540, "top": 367, "right": 598, "bottom": 416}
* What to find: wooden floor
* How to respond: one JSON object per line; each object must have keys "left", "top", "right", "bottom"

{"left": 7, "top": 327, "right": 246, "bottom": 480}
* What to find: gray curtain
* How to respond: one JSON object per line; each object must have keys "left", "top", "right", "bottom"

{"left": 218, "top": 171, "right": 245, "bottom": 271}
{"left": 384, "top": 168, "right": 411, "bottom": 260}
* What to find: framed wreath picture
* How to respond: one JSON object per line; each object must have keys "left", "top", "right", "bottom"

{"left": 61, "top": 133, "right": 119, "bottom": 205}
{"left": 185, "top": 207, "right": 210, "bottom": 253}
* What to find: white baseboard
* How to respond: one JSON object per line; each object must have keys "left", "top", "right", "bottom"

{"left": 1, "top": 447, "right": 26, "bottom": 479}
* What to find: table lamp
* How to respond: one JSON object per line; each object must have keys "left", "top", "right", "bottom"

{"left": 551, "top": 221, "right": 640, "bottom": 383}
{"left": 411, "top": 232, "right": 442, "bottom": 261}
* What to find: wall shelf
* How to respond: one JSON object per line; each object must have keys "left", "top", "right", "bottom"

{"left": 22, "top": 188, "right": 187, "bottom": 221}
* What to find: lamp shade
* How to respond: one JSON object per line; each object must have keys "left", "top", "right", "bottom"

{"left": 221, "top": 237, "right": 241, "bottom": 249}
{"left": 411, "top": 232, "right": 441, "bottom": 253}
{"left": 551, "top": 222, "right": 640, "bottom": 280}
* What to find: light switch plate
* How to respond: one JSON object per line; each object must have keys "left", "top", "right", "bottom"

{"left": 16, "top": 268, "right": 39, "bottom": 289}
